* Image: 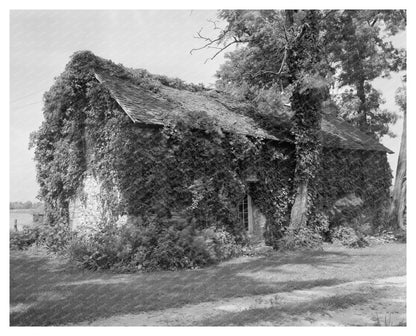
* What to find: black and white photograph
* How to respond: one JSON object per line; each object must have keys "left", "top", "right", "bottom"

{"left": 8, "top": 4, "right": 408, "bottom": 327}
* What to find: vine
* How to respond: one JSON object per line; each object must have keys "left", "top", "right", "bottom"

{"left": 314, "top": 148, "right": 392, "bottom": 230}
{"left": 30, "top": 51, "right": 295, "bottom": 253}
{"left": 30, "top": 51, "right": 392, "bottom": 260}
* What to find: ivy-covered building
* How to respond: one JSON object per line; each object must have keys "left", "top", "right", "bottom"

{"left": 32, "top": 51, "right": 393, "bottom": 250}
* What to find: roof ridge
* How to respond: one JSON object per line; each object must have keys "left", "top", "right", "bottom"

{"left": 91, "top": 56, "right": 393, "bottom": 153}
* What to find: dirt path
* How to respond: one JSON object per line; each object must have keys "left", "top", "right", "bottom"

{"left": 78, "top": 275, "right": 406, "bottom": 326}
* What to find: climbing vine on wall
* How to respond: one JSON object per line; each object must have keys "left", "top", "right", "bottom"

{"left": 30, "top": 51, "right": 296, "bottom": 251}
{"left": 314, "top": 148, "right": 392, "bottom": 229}
{"left": 30, "top": 51, "right": 392, "bottom": 255}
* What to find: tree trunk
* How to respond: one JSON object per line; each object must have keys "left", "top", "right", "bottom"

{"left": 289, "top": 179, "right": 309, "bottom": 229}
{"left": 285, "top": 10, "right": 324, "bottom": 231}
{"left": 356, "top": 77, "right": 368, "bottom": 133}
{"left": 389, "top": 110, "right": 406, "bottom": 230}
{"left": 285, "top": 10, "right": 295, "bottom": 27}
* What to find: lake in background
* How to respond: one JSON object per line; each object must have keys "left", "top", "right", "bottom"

{"left": 10, "top": 209, "right": 35, "bottom": 230}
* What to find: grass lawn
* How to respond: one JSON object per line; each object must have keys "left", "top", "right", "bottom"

{"left": 10, "top": 242, "right": 406, "bottom": 326}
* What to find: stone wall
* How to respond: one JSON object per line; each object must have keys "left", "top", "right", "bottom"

{"left": 68, "top": 174, "right": 127, "bottom": 234}
{"left": 69, "top": 176, "right": 268, "bottom": 244}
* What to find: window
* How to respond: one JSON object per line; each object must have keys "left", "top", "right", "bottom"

{"left": 238, "top": 194, "right": 253, "bottom": 233}
{"left": 239, "top": 195, "right": 249, "bottom": 230}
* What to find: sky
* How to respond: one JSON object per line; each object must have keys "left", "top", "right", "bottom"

{"left": 9, "top": 10, "right": 406, "bottom": 202}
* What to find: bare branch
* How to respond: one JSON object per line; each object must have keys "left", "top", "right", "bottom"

{"left": 278, "top": 48, "right": 288, "bottom": 74}
{"left": 190, "top": 31, "right": 223, "bottom": 55}
{"left": 370, "top": 17, "right": 378, "bottom": 27}
{"left": 193, "top": 28, "right": 221, "bottom": 43}
{"left": 204, "top": 40, "right": 242, "bottom": 64}
{"left": 283, "top": 23, "right": 289, "bottom": 43}
{"left": 190, "top": 24, "right": 235, "bottom": 56}
{"left": 207, "top": 18, "right": 222, "bottom": 30}
{"left": 251, "top": 50, "right": 287, "bottom": 78}
{"left": 207, "top": 46, "right": 223, "bottom": 50}
{"left": 191, "top": 23, "right": 248, "bottom": 61}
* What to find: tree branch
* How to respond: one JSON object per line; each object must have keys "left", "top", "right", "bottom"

{"left": 283, "top": 22, "right": 289, "bottom": 43}
{"left": 370, "top": 17, "right": 379, "bottom": 27}
{"left": 204, "top": 39, "right": 244, "bottom": 63}
{"left": 190, "top": 31, "right": 223, "bottom": 55}
{"left": 190, "top": 26, "right": 233, "bottom": 55}
{"left": 207, "top": 18, "right": 222, "bottom": 30}
{"left": 320, "top": 10, "right": 337, "bottom": 23}
{"left": 278, "top": 48, "right": 288, "bottom": 74}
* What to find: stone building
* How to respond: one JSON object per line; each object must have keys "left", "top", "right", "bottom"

{"left": 61, "top": 52, "right": 393, "bottom": 243}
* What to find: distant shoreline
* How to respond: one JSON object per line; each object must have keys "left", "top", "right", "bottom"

{"left": 9, "top": 209, "right": 36, "bottom": 230}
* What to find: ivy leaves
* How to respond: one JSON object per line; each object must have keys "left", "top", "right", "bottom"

{"left": 31, "top": 51, "right": 299, "bottom": 251}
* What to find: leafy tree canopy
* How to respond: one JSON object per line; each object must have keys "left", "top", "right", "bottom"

{"left": 212, "top": 10, "right": 406, "bottom": 139}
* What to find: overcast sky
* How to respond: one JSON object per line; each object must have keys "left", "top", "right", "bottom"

{"left": 10, "top": 10, "right": 406, "bottom": 202}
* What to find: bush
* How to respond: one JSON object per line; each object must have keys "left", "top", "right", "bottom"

{"left": 68, "top": 224, "right": 127, "bottom": 270}
{"left": 68, "top": 220, "right": 243, "bottom": 272}
{"left": 276, "top": 227, "right": 323, "bottom": 250}
{"left": 10, "top": 226, "right": 43, "bottom": 250}
{"left": 132, "top": 221, "right": 213, "bottom": 271}
{"left": 330, "top": 226, "right": 369, "bottom": 248}
{"left": 41, "top": 219, "right": 73, "bottom": 252}
{"left": 309, "top": 212, "right": 330, "bottom": 235}
{"left": 273, "top": 212, "right": 329, "bottom": 250}
{"left": 368, "top": 229, "right": 406, "bottom": 244}
{"left": 197, "top": 227, "right": 243, "bottom": 262}
{"left": 394, "top": 230, "right": 406, "bottom": 243}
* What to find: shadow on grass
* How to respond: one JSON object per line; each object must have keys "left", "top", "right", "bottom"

{"left": 10, "top": 248, "right": 355, "bottom": 326}
{"left": 198, "top": 292, "right": 373, "bottom": 326}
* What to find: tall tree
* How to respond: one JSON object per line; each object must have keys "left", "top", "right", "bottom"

{"left": 284, "top": 10, "right": 330, "bottom": 229}
{"left": 195, "top": 10, "right": 405, "bottom": 232}
{"left": 389, "top": 81, "right": 406, "bottom": 229}
{"left": 323, "top": 10, "right": 406, "bottom": 139}
{"left": 215, "top": 10, "right": 406, "bottom": 139}
{"left": 198, "top": 10, "right": 331, "bottom": 229}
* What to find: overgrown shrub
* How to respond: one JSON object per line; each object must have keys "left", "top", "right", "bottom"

{"left": 68, "top": 220, "right": 243, "bottom": 272}
{"left": 330, "top": 226, "right": 369, "bottom": 248}
{"left": 10, "top": 226, "right": 43, "bottom": 250}
{"left": 308, "top": 211, "right": 330, "bottom": 234}
{"left": 276, "top": 227, "right": 323, "bottom": 250}
{"left": 41, "top": 219, "right": 73, "bottom": 252}
{"left": 394, "top": 230, "right": 406, "bottom": 243}
{"left": 197, "top": 227, "right": 243, "bottom": 261}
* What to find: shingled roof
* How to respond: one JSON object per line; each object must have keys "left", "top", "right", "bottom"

{"left": 321, "top": 115, "right": 393, "bottom": 153}
{"left": 94, "top": 67, "right": 392, "bottom": 153}
{"left": 95, "top": 71, "right": 277, "bottom": 141}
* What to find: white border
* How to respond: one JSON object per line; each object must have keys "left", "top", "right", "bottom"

{"left": 2, "top": 2, "right": 413, "bottom": 336}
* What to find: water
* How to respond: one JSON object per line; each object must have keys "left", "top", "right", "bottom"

{"left": 9, "top": 209, "right": 35, "bottom": 231}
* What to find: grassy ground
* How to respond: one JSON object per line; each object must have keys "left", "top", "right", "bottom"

{"left": 10, "top": 242, "right": 406, "bottom": 326}
{"left": 197, "top": 280, "right": 405, "bottom": 326}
